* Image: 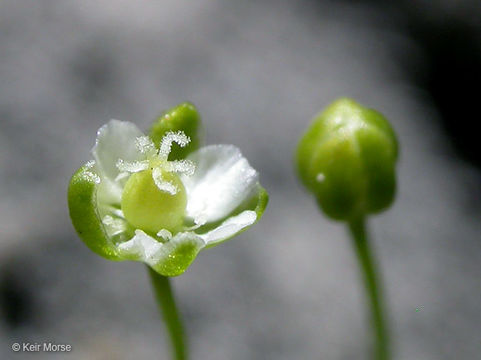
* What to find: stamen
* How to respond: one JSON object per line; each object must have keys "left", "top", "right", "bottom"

{"left": 194, "top": 214, "right": 207, "bottom": 226}
{"left": 104, "top": 206, "right": 125, "bottom": 219}
{"left": 135, "top": 136, "right": 157, "bottom": 156}
{"left": 158, "top": 131, "right": 191, "bottom": 159}
{"left": 164, "top": 160, "right": 195, "bottom": 176}
{"left": 152, "top": 167, "right": 178, "bottom": 195}
{"left": 115, "top": 171, "right": 130, "bottom": 182}
{"left": 102, "top": 215, "right": 126, "bottom": 236}
{"left": 116, "top": 159, "right": 149, "bottom": 173}
{"left": 183, "top": 223, "right": 203, "bottom": 231}
{"left": 156, "top": 229, "right": 173, "bottom": 241}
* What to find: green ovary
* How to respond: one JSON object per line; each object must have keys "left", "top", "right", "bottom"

{"left": 121, "top": 169, "right": 187, "bottom": 234}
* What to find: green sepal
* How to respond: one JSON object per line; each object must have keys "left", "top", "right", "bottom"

{"left": 68, "top": 165, "right": 122, "bottom": 260}
{"left": 149, "top": 102, "right": 202, "bottom": 160}
{"left": 296, "top": 98, "right": 398, "bottom": 221}
{"left": 149, "top": 233, "right": 205, "bottom": 277}
{"left": 254, "top": 185, "right": 269, "bottom": 221}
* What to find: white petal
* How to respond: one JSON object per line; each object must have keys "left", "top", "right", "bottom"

{"left": 135, "top": 136, "right": 157, "bottom": 156}
{"left": 117, "top": 230, "right": 163, "bottom": 262}
{"left": 84, "top": 159, "right": 123, "bottom": 207}
{"left": 181, "top": 145, "right": 259, "bottom": 224}
{"left": 92, "top": 120, "right": 145, "bottom": 181}
{"left": 97, "top": 177, "right": 123, "bottom": 206}
{"left": 117, "top": 230, "right": 204, "bottom": 268}
{"left": 198, "top": 210, "right": 257, "bottom": 246}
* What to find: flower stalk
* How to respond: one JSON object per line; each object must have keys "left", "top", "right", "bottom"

{"left": 148, "top": 266, "right": 187, "bottom": 360}
{"left": 349, "top": 217, "right": 389, "bottom": 360}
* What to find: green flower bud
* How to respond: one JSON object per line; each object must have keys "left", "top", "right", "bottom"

{"left": 296, "top": 98, "right": 398, "bottom": 221}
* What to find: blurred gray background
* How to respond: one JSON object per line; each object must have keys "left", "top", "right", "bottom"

{"left": 1, "top": 0, "right": 480, "bottom": 359}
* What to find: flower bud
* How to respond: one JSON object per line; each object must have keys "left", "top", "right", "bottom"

{"left": 296, "top": 98, "right": 398, "bottom": 221}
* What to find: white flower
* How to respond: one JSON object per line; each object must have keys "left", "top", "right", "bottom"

{"left": 69, "top": 119, "right": 267, "bottom": 276}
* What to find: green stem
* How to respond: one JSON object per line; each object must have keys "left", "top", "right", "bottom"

{"left": 348, "top": 217, "right": 390, "bottom": 360}
{"left": 147, "top": 266, "right": 187, "bottom": 360}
